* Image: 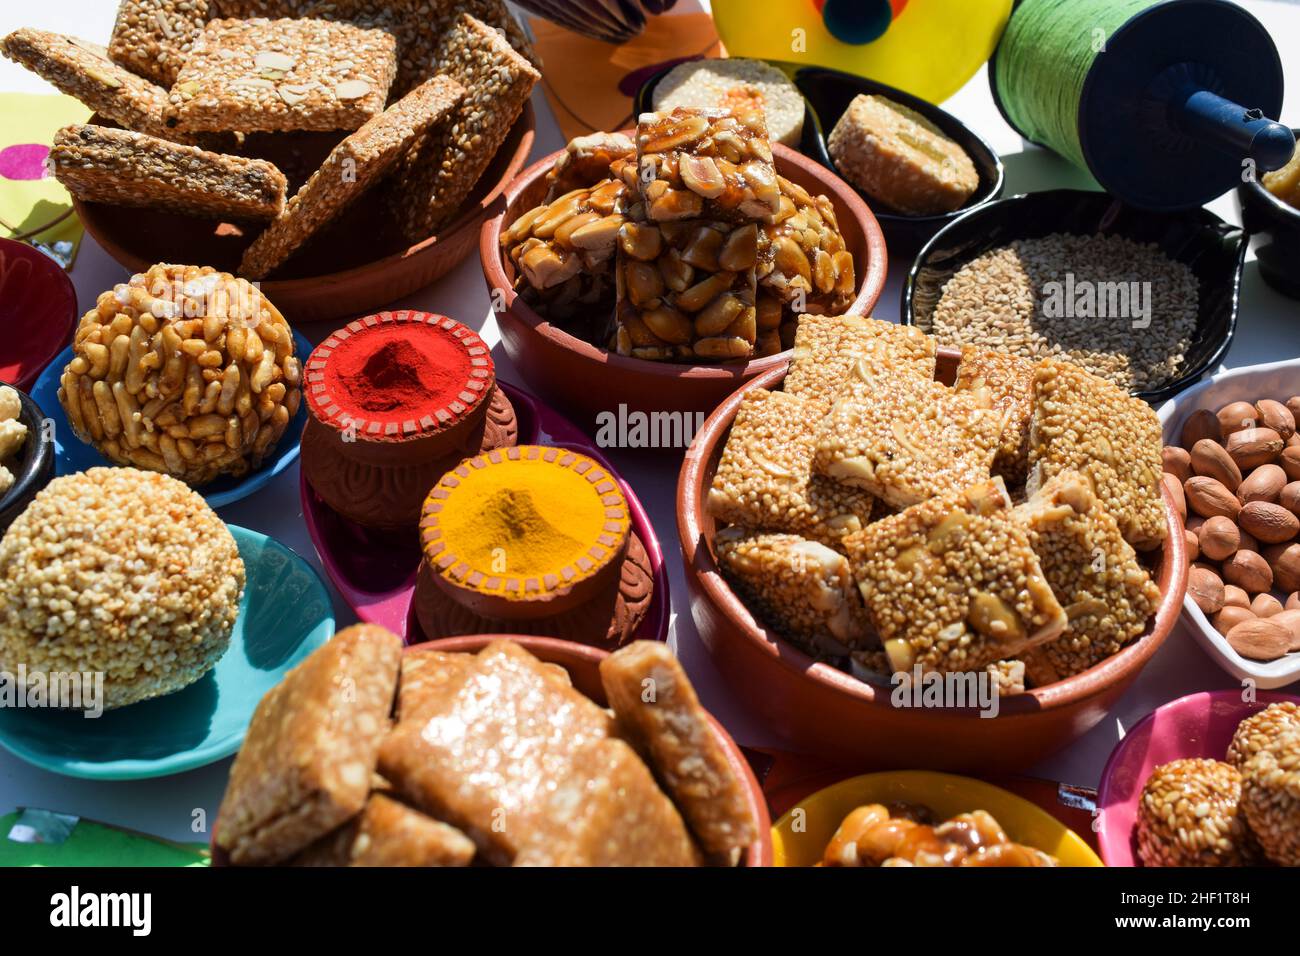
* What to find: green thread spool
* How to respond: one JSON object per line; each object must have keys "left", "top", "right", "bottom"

{"left": 990, "top": 0, "right": 1293, "bottom": 210}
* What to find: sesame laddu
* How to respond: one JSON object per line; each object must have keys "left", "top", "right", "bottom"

{"left": 1027, "top": 358, "right": 1167, "bottom": 549}
{"left": 813, "top": 369, "right": 1005, "bottom": 509}
{"left": 840, "top": 477, "right": 1067, "bottom": 675}
{"left": 714, "top": 528, "right": 874, "bottom": 659}
{"left": 707, "top": 388, "right": 874, "bottom": 547}
{"left": 1227, "top": 703, "right": 1300, "bottom": 768}
{"left": 954, "top": 345, "right": 1035, "bottom": 486}
{"left": 783, "top": 314, "right": 936, "bottom": 407}
{"left": 1012, "top": 470, "right": 1160, "bottom": 684}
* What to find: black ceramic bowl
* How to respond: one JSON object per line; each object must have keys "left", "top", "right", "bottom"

{"left": 1237, "top": 130, "right": 1300, "bottom": 300}
{"left": 902, "top": 189, "right": 1246, "bottom": 405}
{"left": 635, "top": 59, "right": 1004, "bottom": 248}
{"left": 0, "top": 385, "right": 54, "bottom": 535}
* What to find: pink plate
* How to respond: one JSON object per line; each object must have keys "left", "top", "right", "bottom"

{"left": 1096, "top": 688, "right": 1300, "bottom": 866}
{"left": 300, "top": 380, "right": 670, "bottom": 644}
{"left": 0, "top": 237, "right": 77, "bottom": 391}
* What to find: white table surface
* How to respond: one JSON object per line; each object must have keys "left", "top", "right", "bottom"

{"left": 2, "top": 1, "right": 1298, "bottom": 843}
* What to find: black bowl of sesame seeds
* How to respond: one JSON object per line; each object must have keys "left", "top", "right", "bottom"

{"left": 902, "top": 189, "right": 1246, "bottom": 405}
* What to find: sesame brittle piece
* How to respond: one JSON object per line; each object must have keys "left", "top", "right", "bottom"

{"left": 108, "top": 0, "right": 212, "bottom": 88}
{"left": 239, "top": 73, "right": 464, "bottom": 279}
{"left": 214, "top": 624, "right": 403, "bottom": 866}
{"left": 51, "top": 124, "right": 286, "bottom": 220}
{"left": 954, "top": 345, "right": 1035, "bottom": 486}
{"left": 841, "top": 478, "right": 1067, "bottom": 674}
{"left": 1012, "top": 471, "right": 1160, "bottom": 685}
{"left": 715, "top": 528, "right": 873, "bottom": 659}
{"left": 783, "top": 314, "right": 936, "bottom": 406}
{"left": 707, "top": 388, "right": 873, "bottom": 546}
{"left": 392, "top": 13, "right": 540, "bottom": 241}
{"left": 1028, "top": 358, "right": 1167, "bottom": 549}
{"left": 600, "top": 641, "right": 758, "bottom": 862}
{"left": 814, "top": 369, "right": 1005, "bottom": 509}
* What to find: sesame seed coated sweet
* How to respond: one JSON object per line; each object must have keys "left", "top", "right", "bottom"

{"left": 1227, "top": 702, "right": 1300, "bottom": 768}
{"left": 784, "top": 314, "right": 935, "bottom": 407}
{"left": 1137, "top": 759, "right": 1259, "bottom": 867}
{"left": 1240, "top": 731, "right": 1300, "bottom": 866}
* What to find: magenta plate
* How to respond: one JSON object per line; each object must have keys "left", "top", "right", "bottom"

{"left": 0, "top": 238, "right": 77, "bottom": 392}
{"left": 300, "top": 380, "right": 670, "bottom": 644}
{"left": 1096, "top": 688, "right": 1300, "bottom": 867}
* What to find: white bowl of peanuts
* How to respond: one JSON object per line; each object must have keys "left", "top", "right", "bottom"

{"left": 1159, "top": 360, "right": 1300, "bottom": 689}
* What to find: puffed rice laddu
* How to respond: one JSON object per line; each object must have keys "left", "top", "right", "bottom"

{"left": 214, "top": 624, "right": 403, "bottom": 866}
{"left": 783, "top": 314, "right": 936, "bottom": 407}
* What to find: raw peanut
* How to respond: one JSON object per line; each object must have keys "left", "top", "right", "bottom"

{"left": 1281, "top": 481, "right": 1300, "bottom": 516}
{"left": 1185, "top": 514, "right": 1206, "bottom": 535}
{"left": 1190, "top": 439, "right": 1242, "bottom": 490}
{"left": 1213, "top": 605, "right": 1255, "bottom": 637}
{"left": 1262, "top": 542, "right": 1300, "bottom": 593}
{"left": 1251, "top": 593, "right": 1283, "bottom": 618}
{"left": 1198, "top": 515, "right": 1241, "bottom": 562}
{"left": 1282, "top": 446, "right": 1300, "bottom": 481}
{"left": 1290, "top": 593, "right": 1300, "bottom": 611}
{"left": 1223, "top": 585, "right": 1251, "bottom": 608}
{"left": 1238, "top": 529, "right": 1259, "bottom": 553}
{"left": 1188, "top": 564, "right": 1225, "bottom": 614}
{"left": 1183, "top": 528, "right": 1199, "bottom": 562}
{"left": 1185, "top": 476, "right": 1241, "bottom": 519}
{"left": 1271, "top": 609, "right": 1300, "bottom": 651}
{"left": 1238, "top": 501, "right": 1300, "bottom": 544}
{"left": 1162, "top": 445, "right": 1191, "bottom": 483}
{"left": 1227, "top": 427, "right": 1283, "bottom": 470}
{"left": 1290, "top": 434, "right": 1300, "bottom": 449}
{"left": 1217, "top": 401, "right": 1258, "bottom": 436}
{"left": 1256, "top": 399, "right": 1296, "bottom": 440}
{"left": 1181, "top": 408, "right": 1222, "bottom": 448}
{"left": 1223, "top": 550, "right": 1272, "bottom": 593}
{"left": 1161, "top": 473, "right": 1186, "bottom": 521}
{"left": 1225, "top": 618, "right": 1292, "bottom": 661}
{"left": 1238, "top": 463, "right": 1286, "bottom": 504}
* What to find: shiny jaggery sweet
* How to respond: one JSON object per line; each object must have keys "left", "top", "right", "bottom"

{"left": 377, "top": 640, "right": 614, "bottom": 864}
{"left": 512, "top": 737, "right": 700, "bottom": 867}
{"left": 396, "top": 647, "right": 474, "bottom": 722}
{"left": 214, "top": 624, "right": 402, "bottom": 865}
{"left": 293, "top": 793, "right": 477, "bottom": 867}
{"left": 599, "top": 641, "right": 758, "bottom": 861}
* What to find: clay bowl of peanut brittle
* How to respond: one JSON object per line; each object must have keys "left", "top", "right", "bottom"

{"left": 677, "top": 350, "right": 1189, "bottom": 774}
{"left": 480, "top": 135, "right": 886, "bottom": 433}
{"left": 74, "top": 105, "right": 535, "bottom": 323}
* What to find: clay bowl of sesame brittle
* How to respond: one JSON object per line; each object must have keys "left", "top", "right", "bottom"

{"left": 677, "top": 356, "right": 1189, "bottom": 774}
{"left": 479, "top": 137, "right": 886, "bottom": 434}
{"left": 73, "top": 105, "right": 535, "bottom": 323}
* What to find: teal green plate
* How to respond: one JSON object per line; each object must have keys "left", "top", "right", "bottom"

{"left": 0, "top": 526, "right": 334, "bottom": 780}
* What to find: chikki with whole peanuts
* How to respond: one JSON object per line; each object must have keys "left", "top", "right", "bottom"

{"left": 545, "top": 131, "right": 635, "bottom": 200}
{"left": 841, "top": 478, "right": 1068, "bottom": 675}
{"left": 759, "top": 175, "right": 856, "bottom": 315}
{"left": 214, "top": 624, "right": 403, "bottom": 866}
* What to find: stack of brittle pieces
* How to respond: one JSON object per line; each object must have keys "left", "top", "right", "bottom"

{"left": 2, "top": 1, "right": 540, "bottom": 279}
{"left": 709, "top": 316, "right": 1167, "bottom": 696}
{"left": 215, "top": 626, "right": 759, "bottom": 867}
{"left": 501, "top": 107, "right": 858, "bottom": 363}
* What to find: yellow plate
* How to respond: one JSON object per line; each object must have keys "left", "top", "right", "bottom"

{"left": 772, "top": 770, "right": 1103, "bottom": 867}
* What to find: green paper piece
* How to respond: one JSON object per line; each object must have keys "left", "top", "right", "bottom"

{"left": 0, "top": 811, "right": 209, "bottom": 867}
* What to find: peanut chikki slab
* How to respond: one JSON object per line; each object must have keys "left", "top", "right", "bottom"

{"left": 1027, "top": 358, "right": 1167, "bottom": 550}
{"left": 214, "top": 624, "right": 402, "bottom": 865}
{"left": 377, "top": 640, "right": 614, "bottom": 865}
{"left": 1012, "top": 471, "right": 1160, "bottom": 685}
{"left": 782, "top": 314, "right": 936, "bottom": 407}
{"left": 545, "top": 132, "right": 635, "bottom": 200}
{"left": 759, "top": 175, "right": 857, "bottom": 315}
{"left": 293, "top": 793, "right": 477, "bottom": 867}
{"left": 165, "top": 17, "right": 396, "bottom": 134}
{"left": 1, "top": 28, "right": 191, "bottom": 142}
{"left": 391, "top": 13, "right": 540, "bottom": 241}
{"left": 841, "top": 478, "right": 1067, "bottom": 674}
{"left": 954, "top": 345, "right": 1036, "bottom": 486}
{"left": 707, "top": 388, "right": 873, "bottom": 547}
{"left": 512, "top": 737, "right": 700, "bottom": 867}
{"left": 51, "top": 124, "right": 286, "bottom": 220}
{"left": 600, "top": 641, "right": 758, "bottom": 861}
{"left": 814, "top": 366, "right": 1005, "bottom": 509}
{"left": 715, "top": 528, "right": 873, "bottom": 658}
{"left": 635, "top": 107, "right": 781, "bottom": 224}
{"left": 108, "top": 0, "right": 213, "bottom": 88}
{"left": 238, "top": 73, "right": 464, "bottom": 279}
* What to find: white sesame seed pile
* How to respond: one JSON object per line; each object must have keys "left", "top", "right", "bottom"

{"left": 925, "top": 233, "right": 1199, "bottom": 392}
{"left": 0, "top": 467, "right": 245, "bottom": 709}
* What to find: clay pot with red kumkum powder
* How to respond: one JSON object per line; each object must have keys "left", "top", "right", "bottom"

{"left": 299, "top": 311, "right": 518, "bottom": 530}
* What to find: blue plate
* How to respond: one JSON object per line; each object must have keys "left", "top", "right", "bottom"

{"left": 0, "top": 525, "right": 334, "bottom": 780}
{"left": 30, "top": 330, "right": 311, "bottom": 508}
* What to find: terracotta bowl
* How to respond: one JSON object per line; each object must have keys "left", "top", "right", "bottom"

{"left": 421, "top": 634, "right": 773, "bottom": 867}
{"left": 479, "top": 136, "right": 887, "bottom": 429}
{"left": 74, "top": 105, "right": 535, "bottom": 323}
{"left": 677, "top": 349, "right": 1190, "bottom": 774}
